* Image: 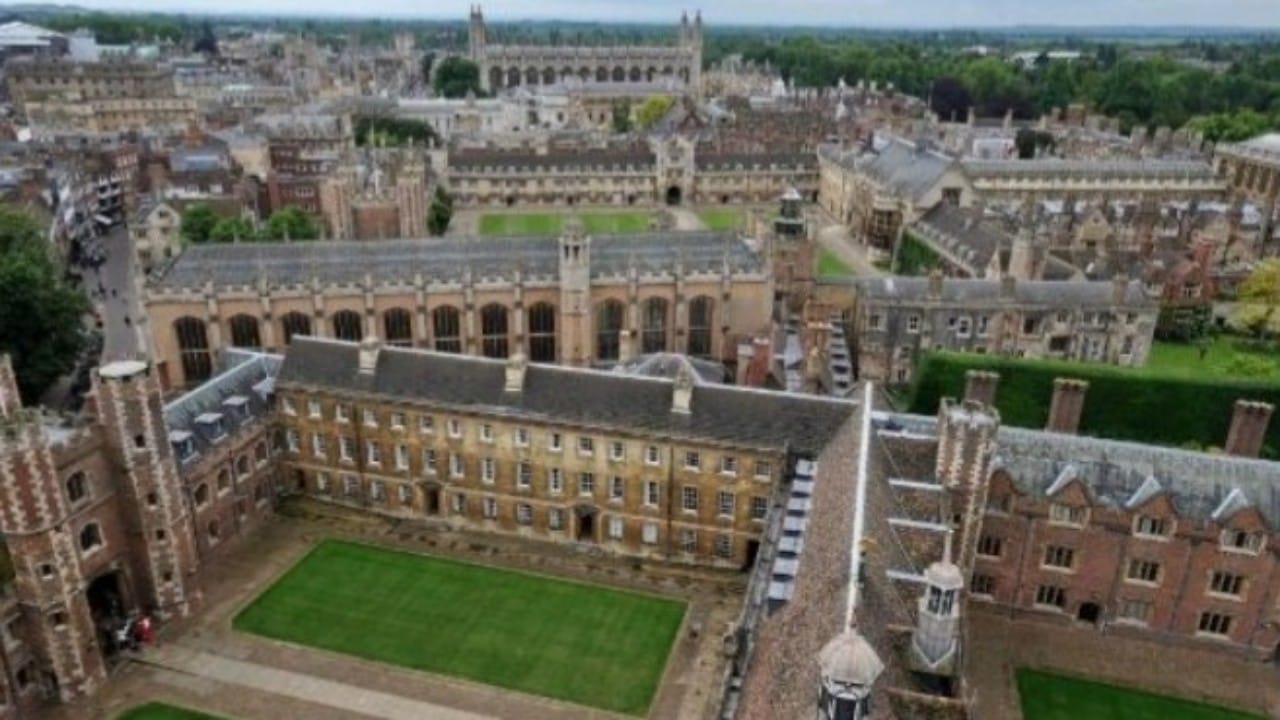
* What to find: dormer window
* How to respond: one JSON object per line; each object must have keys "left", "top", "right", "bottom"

{"left": 1048, "top": 503, "right": 1086, "bottom": 527}
{"left": 223, "top": 395, "right": 250, "bottom": 424}
{"left": 1133, "top": 515, "right": 1171, "bottom": 539}
{"left": 169, "top": 431, "right": 196, "bottom": 462}
{"left": 1220, "top": 529, "right": 1265, "bottom": 555}
{"left": 194, "top": 413, "right": 226, "bottom": 443}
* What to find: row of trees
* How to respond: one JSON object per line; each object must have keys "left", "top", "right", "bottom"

{"left": 0, "top": 206, "right": 89, "bottom": 404}
{"left": 180, "top": 205, "right": 320, "bottom": 244}
{"left": 708, "top": 35, "right": 1280, "bottom": 138}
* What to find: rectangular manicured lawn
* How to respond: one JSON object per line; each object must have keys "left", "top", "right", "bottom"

{"left": 116, "top": 703, "right": 227, "bottom": 720}
{"left": 479, "top": 211, "right": 653, "bottom": 236}
{"left": 1017, "top": 669, "right": 1264, "bottom": 720}
{"left": 234, "top": 540, "right": 685, "bottom": 715}
{"left": 698, "top": 208, "right": 744, "bottom": 231}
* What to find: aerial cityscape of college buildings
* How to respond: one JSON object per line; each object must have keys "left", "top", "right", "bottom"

{"left": 0, "top": 6, "right": 1278, "bottom": 720}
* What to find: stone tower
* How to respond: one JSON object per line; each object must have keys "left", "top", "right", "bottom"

{"left": 93, "top": 360, "right": 199, "bottom": 620}
{"left": 935, "top": 397, "right": 999, "bottom": 576}
{"left": 468, "top": 5, "right": 487, "bottom": 63}
{"left": 0, "top": 356, "right": 107, "bottom": 700}
{"left": 558, "top": 219, "right": 592, "bottom": 366}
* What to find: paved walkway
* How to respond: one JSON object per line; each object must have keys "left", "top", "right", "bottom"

{"left": 146, "top": 644, "right": 495, "bottom": 720}
{"left": 668, "top": 207, "right": 707, "bottom": 231}
{"left": 816, "top": 222, "right": 884, "bottom": 277}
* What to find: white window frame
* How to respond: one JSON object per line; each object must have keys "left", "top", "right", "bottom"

{"left": 681, "top": 486, "right": 699, "bottom": 512}
{"left": 366, "top": 440, "right": 381, "bottom": 466}
{"left": 481, "top": 457, "right": 496, "bottom": 484}
{"left": 720, "top": 456, "right": 737, "bottom": 476}
{"left": 645, "top": 445, "right": 660, "bottom": 465}
{"left": 394, "top": 443, "right": 409, "bottom": 471}
{"left": 684, "top": 451, "right": 700, "bottom": 470}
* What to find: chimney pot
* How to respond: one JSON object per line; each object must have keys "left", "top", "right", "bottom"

{"left": 1046, "top": 378, "right": 1089, "bottom": 434}
{"left": 672, "top": 365, "right": 695, "bottom": 414}
{"left": 1224, "top": 399, "right": 1274, "bottom": 458}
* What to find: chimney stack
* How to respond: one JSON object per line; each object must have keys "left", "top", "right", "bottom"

{"left": 504, "top": 352, "right": 528, "bottom": 393}
{"left": 1224, "top": 400, "right": 1274, "bottom": 458}
{"left": 1112, "top": 274, "right": 1130, "bottom": 306}
{"left": 357, "top": 336, "right": 382, "bottom": 375}
{"left": 619, "top": 329, "right": 637, "bottom": 364}
{"left": 927, "top": 269, "right": 944, "bottom": 299}
{"left": 672, "top": 365, "right": 695, "bottom": 415}
{"left": 999, "top": 274, "right": 1016, "bottom": 299}
{"left": 1045, "top": 378, "right": 1089, "bottom": 434}
{"left": 963, "top": 370, "right": 1000, "bottom": 407}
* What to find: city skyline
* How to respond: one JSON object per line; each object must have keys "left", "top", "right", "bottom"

{"left": 40, "top": 0, "right": 1280, "bottom": 28}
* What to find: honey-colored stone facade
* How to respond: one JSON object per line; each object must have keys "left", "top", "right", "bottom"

{"left": 276, "top": 388, "right": 782, "bottom": 568}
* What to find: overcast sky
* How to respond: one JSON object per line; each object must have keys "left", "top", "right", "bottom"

{"left": 58, "top": 0, "right": 1280, "bottom": 27}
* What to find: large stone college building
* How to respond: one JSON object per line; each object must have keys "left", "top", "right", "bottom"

{"left": 468, "top": 6, "right": 703, "bottom": 94}
{"left": 142, "top": 225, "right": 772, "bottom": 390}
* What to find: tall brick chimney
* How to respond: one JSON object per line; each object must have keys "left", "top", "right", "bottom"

{"left": 1224, "top": 400, "right": 1274, "bottom": 458}
{"left": 928, "top": 269, "right": 944, "bottom": 299}
{"left": 963, "top": 370, "right": 1000, "bottom": 407}
{"left": 1045, "top": 378, "right": 1089, "bottom": 434}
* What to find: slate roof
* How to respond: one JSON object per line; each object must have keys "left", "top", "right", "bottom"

{"left": 842, "top": 275, "right": 1155, "bottom": 308}
{"left": 449, "top": 149, "right": 654, "bottom": 172}
{"left": 276, "top": 338, "right": 855, "bottom": 456}
{"left": 150, "top": 232, "right": 762, "bottom": 290}
{"left": 911, "top": 204, "right": 1010, "bottom": 272}
{"left": 164, "top": 350, "right": 282, "bottom": 464}
{"left": 961, "top": 158, "right": 1217, "bottom": 180}
{"left": 820, "top": 135, "right": 955, "bottom": 203}
{"left": 881, "top": 412, "right": 1280, "bottom": 528}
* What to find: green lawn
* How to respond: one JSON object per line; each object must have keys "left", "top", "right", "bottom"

{"left": 698, "top": 208, "right": 745, "bottom": 231}
{"left": 818, "top": 247, "right": 853, "bottom": 275}
{"left": 1017, "top": 669, "right": 1263, "bottom": 720}
{"left": 1147, "top": 336, "right": 1280, "bottom": 381}
{"left": 234, "top": 540, "right": 685, "bottom": 715}
{"left": 478, "top": 211, "right": 653, "bottom": 236}
{"left": 116, "top": 703, "right": 227, "bottom": 720}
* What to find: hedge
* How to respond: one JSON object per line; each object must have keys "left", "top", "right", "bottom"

{"left": 906, "top": 352, "right": 1280, "bottom": 460}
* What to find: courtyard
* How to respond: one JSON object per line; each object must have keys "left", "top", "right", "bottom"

{"left": 478, "top": 211, "right": 655, "bottom": 236}
{"left": 233, "top": 538, "right": 686, "bottom": 716}
{"left": 1017, "top": 668, "right": 1263, "bottom": 720}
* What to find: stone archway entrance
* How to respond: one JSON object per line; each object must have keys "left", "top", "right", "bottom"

{"left": 665, "top": 185, "right": 683, "bottom": 206}
{"left": 86, "top": 570, "right": 129, "bottom": 657}
{"left": 575, "top": 505, "right": 598, "bottom": 542}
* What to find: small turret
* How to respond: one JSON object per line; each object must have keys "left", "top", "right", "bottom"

{"left": 817, "top": 627, "right": 884, "bottom": 720}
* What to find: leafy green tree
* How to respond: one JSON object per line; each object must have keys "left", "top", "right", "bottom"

{"left": 427, "top": 186, "right": 453, "bottom": 236}
{"left": 0, "top": 205, "right": 88, "bottom": 404}
{"left": 264, "top": 207, "right": 320, "bottom": 241}
{"left": 612, "top": 99, "right": 633, "bottom": 133}
{"left": 1236, "top": 258, "right": 1280, "bottom": 339}
{"left": 209, "top": 217, "right": 258, "bottom": 243}
{"left": 432, "top": 57, "right": 483, "bottom": 99}
{"left": 180, "top": 203, "right": 218, "bottom": 244}
{"left": 634, "top": 96, "right": 674, "bottom": 130}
